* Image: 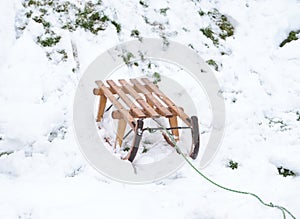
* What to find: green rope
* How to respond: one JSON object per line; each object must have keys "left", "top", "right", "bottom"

{"left": 153, "top": 126, "right": 297, "bottom": 219}
{"left": 146, "top": 128, "right": 158, "bottom": 133}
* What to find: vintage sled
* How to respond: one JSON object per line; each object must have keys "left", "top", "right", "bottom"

{"left": 93, "top": 78, "right": 200, "bottom": 162}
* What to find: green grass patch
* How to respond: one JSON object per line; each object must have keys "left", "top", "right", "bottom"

{"left": 0, "top": 151, "right": 14, "bottom": 157}
{"left": 227, "top": 160, "right": 238, "bottom": 170}
{"left": 296, "top": 111, "right": 300, "bottom": 121}
{"left": 199, "top": 8, "right": 234, "bottom": 46}
{"left": 266, "top": 117, "right": 289, "bottom": 131}
{"left": 280, "top": 30, "right": 300, "bottom": 47}
{"left": 20, "top": 0, "right": 114, "bottom": 63}
{"left": 160, "top": 7, "right": 169, "bottom": 16}
{"left": 142, "top": 147, "right": 148, "bottom": 153}
{"left": 208, "top": 9, "right": 234, "bottom": 40}
{"left": 131, "top": 29, "right": 142, "bottom": 41}
{"left": 37, "top": 35, "right": 61, "bottom": 47}
{"left": 111, "top": 20, "right": 121, "bottom": 33}
{"left": 198, "top": 10, "right": 205, "bottom": 16}
{"left": 57, "top": 49, "right": 68, "bottom": 61}
{"left": 152, "top": 72, "right": 161, "bottom": 84}
{"left": 139, "top": 0, "right": 149, "bottom": 8}
{"left": 277, "top": 166, "right": 296, "bottom": 177}
{"left": 123, "top": 147, "right": 130, "bottom": 152}
{"left": 206, "top": 59, "right": 219, "bottom": 71}
{"left": 200, "top": 27, "right": 219, "bottom": 45}
{"left": 122, "top": 52, "right": 135, "bottom": 65}
{"left": 75, "top": 10, "right": 107, "bottom": 34}
{"left": 24, "top": 0, "right": 111, "bottom": 35}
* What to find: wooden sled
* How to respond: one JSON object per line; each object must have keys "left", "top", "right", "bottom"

{"left": 93, "top": 78, "right": 200, "bottom": 162}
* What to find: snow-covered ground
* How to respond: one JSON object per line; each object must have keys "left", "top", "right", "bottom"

{"left": 1, "top": 0, "right": 300, "bottom": 218}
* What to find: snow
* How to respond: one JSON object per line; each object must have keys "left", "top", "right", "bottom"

{"left": 1, "top": 0, "right": 300, "bottom": 218}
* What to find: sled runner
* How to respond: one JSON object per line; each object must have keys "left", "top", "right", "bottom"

{"left": 93, "top": 78, "right": 200, "bottom": 162}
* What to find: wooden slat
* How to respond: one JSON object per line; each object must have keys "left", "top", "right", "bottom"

{"left": 118, "top": 79, "right": 160, "bottom": 118}
{"left": 115, "top": 119, "right": 127, "bottom": 148}
{"left": 93, "top": 85, "right": 153, "bottom": 96}
{"left": 96, "top": 94, "right": 107, "bottom": 122}
{"left": 141, "top": 78, "right": 192, "bottom": 126}
{"left": 112, "top": 110, "right": 127, "bottom": 119}
{"left": 106, "top": 80, "right": 146, "bottom": 118}
{"left": 111, "top": 109, "right": 159, "bottom": 119}
{"left": 130, "top": 78, "right": 174, "bottom": 118}
{"left": 169, "top": 116, "right": 179, "bottom": 141}
{"left": 95, "top": 80, "right": 136, "bottom": 129}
